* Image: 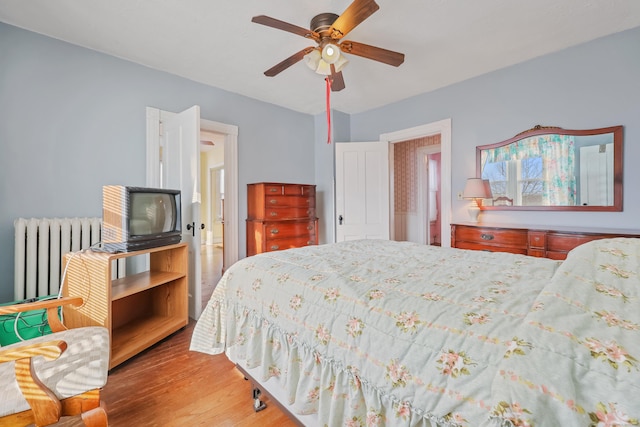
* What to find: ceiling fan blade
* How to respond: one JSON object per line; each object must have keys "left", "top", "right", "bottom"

{"left": 329, "top": 0, "right": 380, "bottom": 39}
{"left": 264, "top": 47, "right": 315, "bottom": 77}
{"left": 340, "top": 40, "right": 405, "bottom": 67}
{"left": 330, "top": 65, "right": 346, "bottom": 92}
{"left": 252, "top": 15, "right": 319, "bottom": 41}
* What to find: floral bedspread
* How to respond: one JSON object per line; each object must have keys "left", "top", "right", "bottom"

{"left": 190, "top": 238, "right": 640, "bottom": 426}
{"left": 483, "top": 237, "right": 640, "bottom": 427}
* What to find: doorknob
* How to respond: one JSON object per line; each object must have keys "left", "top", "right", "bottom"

{"left": 185, "top": 222, "right": 204, "bottom": 236}
{"left": 186, "top": 222, "right": 194, "bottom": 236}
{"left": 338, "top": 215, "right": 343, "bottom": 225}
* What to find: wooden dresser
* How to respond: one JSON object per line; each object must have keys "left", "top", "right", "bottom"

{"left": 451, "top": 223, "right": 640, "bottom": 260}
{"left": 247, "top": 182, "right": 318, "bottom": 256}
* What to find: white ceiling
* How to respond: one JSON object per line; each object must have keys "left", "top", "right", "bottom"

{"left": 2, "top": 0, "right": 640, "bottom": 115}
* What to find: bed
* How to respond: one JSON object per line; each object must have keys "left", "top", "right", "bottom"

{"left": 190, "top": 238, "right": 640, "bottom": 426}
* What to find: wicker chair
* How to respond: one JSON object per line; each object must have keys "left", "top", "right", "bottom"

{"left": 0, "top": 297, "right": 109, "bottom": 427}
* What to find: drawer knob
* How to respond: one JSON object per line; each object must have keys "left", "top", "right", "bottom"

{"left": 481, "top": 233, "right": 494, "bottom": 241}
{"left": 307, "top": 225, "right": 314, "bottom": 230}
{"left": 269, "top": 199, "right": 277, "bottom": 204}
{"left": 269, "top": 212, "right": 278, "bottom": 217}
{"left": 269, "top": 188, "right": 279, "bottom": 193}
{"left": 270, "top": 245, "right": 280, "bottom": 250}
{"left": 270, "top": 228, "right": 279, "bottom": 234}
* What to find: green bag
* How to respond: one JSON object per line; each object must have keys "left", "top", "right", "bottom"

{"left": 0, "top": 296, "right": 60, "bottom": 346}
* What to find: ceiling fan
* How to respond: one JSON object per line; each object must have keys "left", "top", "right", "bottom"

{"left": 251, "top": 0, "right": 405, "bottom": 92}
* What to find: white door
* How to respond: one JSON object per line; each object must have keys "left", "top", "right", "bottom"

{"left": 335, "top": 142, "right": 390, "bottom": 241}
{"left": 580, "top": 143, "right": 613, "bottom": 206}
{"left": 162, "top": 105, "right": 202, "bottom": 319}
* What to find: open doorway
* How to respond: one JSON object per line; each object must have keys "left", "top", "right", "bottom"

{"left": 199, "top": 131, "right": 225, "bottom": 306}
{"left": 381, "top": 119, "right": 452, "bottom": 248}
{"left": 392, "top": 137, "right": 441, "bottom": 245}
{"left": 334, "top": 119, "right": 452, "bottom": 247}
{"left": 146, "top": 106, "right": 239, "bottom": 317}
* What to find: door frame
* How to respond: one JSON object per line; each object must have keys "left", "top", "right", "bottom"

{"left": 145, "top": 107, "right": 239, "bottom": 269}
{"left": 381, "top": 119, "right": 452, "bottom": 247}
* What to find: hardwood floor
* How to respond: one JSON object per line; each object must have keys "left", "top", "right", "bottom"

{"left": 54, "top": 321, "right": 297, "bottom": 427}
{"left": 53, "top": 246, "right": 297, "bottom": 427}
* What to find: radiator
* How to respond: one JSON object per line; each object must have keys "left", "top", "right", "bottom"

{"left": 13, "top": 217, "right": 125, "bottom": 300}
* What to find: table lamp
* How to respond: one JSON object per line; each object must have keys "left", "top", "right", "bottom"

{"left": 462, "top": 178, "right": 492, "bottom": 222}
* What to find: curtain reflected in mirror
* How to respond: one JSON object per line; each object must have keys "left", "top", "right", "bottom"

{"left": 476, "top": 125, "right": 623, "bottom": 211}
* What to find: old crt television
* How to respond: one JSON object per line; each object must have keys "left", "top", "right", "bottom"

{"left": 102, "top": 185, "right": 182, "bottom": 252}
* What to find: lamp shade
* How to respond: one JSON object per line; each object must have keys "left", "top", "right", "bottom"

{"left": 304, "top": 49, "right": 321, "bottom": 70}
{"left": 314, "top": 59, "right": 332, "bottom": 76}
{"left": 321, "top": 43, "right": 341, "bottom": 64}
{"left": 462, "top": 178, "right": 492, "bottom": 200}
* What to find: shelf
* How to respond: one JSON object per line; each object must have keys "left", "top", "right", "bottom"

{"left": 111, "top": 270, "right": 186, "bottom": 301}
{"left": 63, "top": 242, "right": 188, "bottom": 369}
{"left": 110, "top": 314, "right": 187, "bottom": 368}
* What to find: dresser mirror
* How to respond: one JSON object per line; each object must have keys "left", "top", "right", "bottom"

{"left": 476, "top": 125, "right": 623, "bottom": 211}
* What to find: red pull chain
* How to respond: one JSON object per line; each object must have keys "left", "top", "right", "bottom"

{"left": 325, "top": 77, "right": 331, "bottom": 144}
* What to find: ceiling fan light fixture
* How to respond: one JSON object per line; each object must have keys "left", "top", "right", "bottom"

{"left": 252, "top": 3, "right": 405, "bottom": 91}
{"left": 304, "top": 47, "right": 338, "bottom": 76}
{"left": 321, "top": 43, "right": 341, "bottom": 64}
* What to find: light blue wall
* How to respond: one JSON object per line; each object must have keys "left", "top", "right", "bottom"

{"left": 2, "top": 21, "right": 639, "bottom": 302}
{"left": 314, "top": 109, "right": 350, "bottom": 243}
{"left": 344, "top": 25, "right": 640, "bottom": 231}
{"left": 0, "top": 22, "right": 315, "bottom": 302}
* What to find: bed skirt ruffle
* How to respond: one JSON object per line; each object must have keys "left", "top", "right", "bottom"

{"left": 193, "top": 294, "right": 475, "bottom": 427}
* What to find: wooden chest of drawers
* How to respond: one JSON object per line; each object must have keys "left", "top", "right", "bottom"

{"left": 247, "top": 182, "right": 318, "bottom": 256}
{"left": 451, "top": 223, "right": 640, "bottom": 260}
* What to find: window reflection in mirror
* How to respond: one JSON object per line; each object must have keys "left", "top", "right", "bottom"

{"left": 476, "top": 125, "right": 623, "bottom": 211}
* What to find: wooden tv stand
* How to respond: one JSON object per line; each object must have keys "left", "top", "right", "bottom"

{"left": 62, "top": 243, "right": 188, "bottom": 369}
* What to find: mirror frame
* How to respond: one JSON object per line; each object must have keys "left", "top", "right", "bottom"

{"left": 476, "top": 125, "right": 623, "bottom": 211}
